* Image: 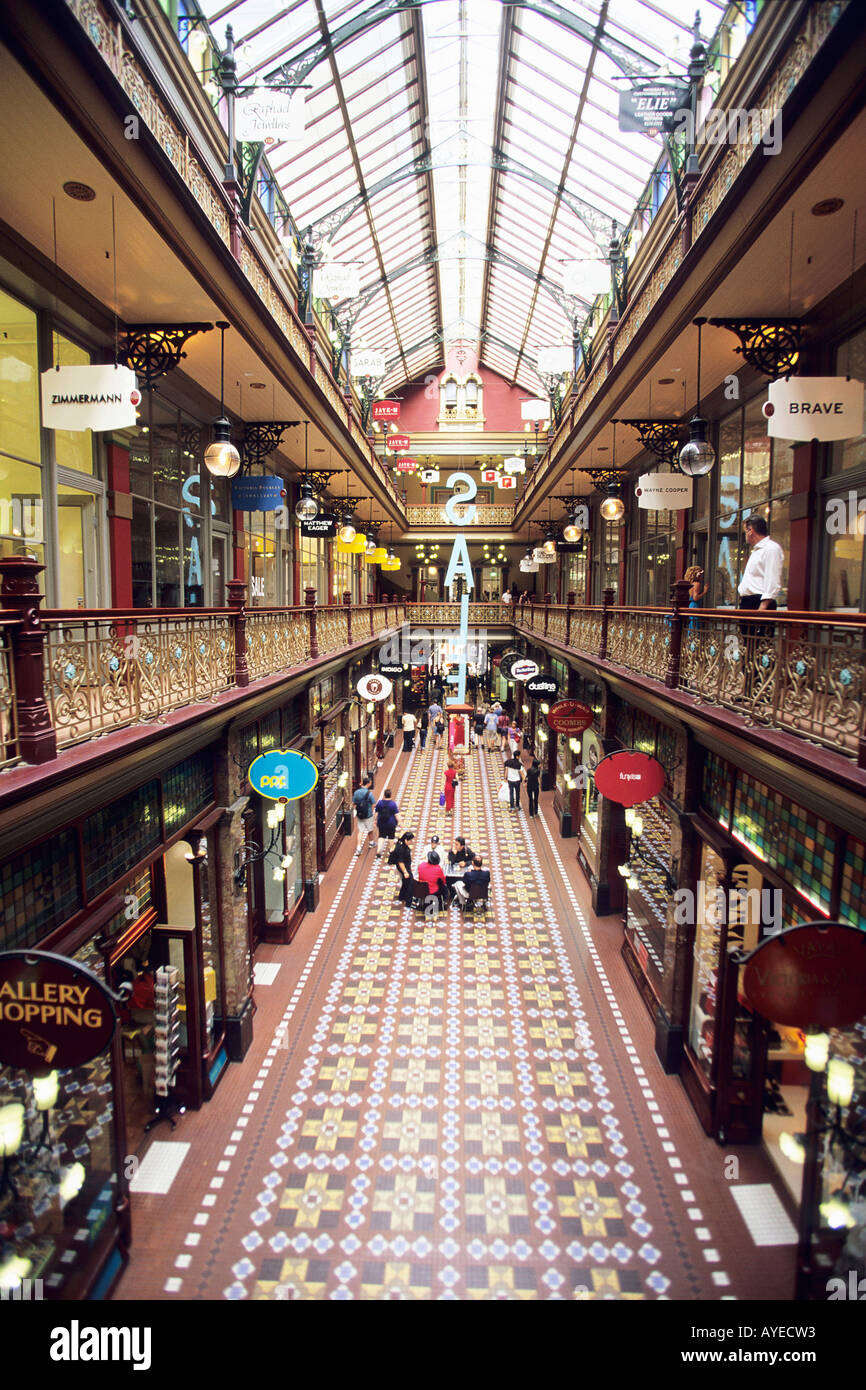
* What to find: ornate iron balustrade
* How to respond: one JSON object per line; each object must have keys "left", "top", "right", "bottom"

{"left": 405, "top": 505, "right": 517, "bottom": 528}
{"left": 410, "top": 603, "right": 516, "bottom": 627}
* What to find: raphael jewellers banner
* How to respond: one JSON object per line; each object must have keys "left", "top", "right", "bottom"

{"left": 41, "top": 364, "right": 140, "bottom": 431}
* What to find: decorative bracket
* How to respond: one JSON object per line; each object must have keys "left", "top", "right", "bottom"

{"left": 614, "top": 419, "right": 683, "bottom": 468}
{"left": 581, "top": 467, "right": 625, "bottom": 491}
{"left": 707, "top": 319, "right": 802, "bottom": 377}
{"left": 241, "top": 421, "right": 301, "bottom": 466}
{"left": 308, "top": 468, "right": 347, "bottom": 494}
{"left": 118, "top": 323, "right": 214, "bottom": 388}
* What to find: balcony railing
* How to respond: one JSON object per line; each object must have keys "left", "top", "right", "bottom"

{"left": 405, "top": 505, "right": 517, "bottom": 528}
{"left": 0, "top": 558, "right": 405, "bottom": 768}
{"left": 410, "top": 602, "right": 517, "bottom": 627}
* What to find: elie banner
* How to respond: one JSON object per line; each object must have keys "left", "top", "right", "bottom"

{"left": 0, "top": 951, "right": 117, "bottom": 1073}
{"left": 594, "top": 749, "right": 665, "bottom": 806}
{"left": 546, "top": 701, "right": 594, "bottom": 734}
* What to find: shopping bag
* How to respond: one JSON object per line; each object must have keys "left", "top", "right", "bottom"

{"left": 498, "top": 781, "right": 509, "bottom": 803}
{"left": 440, "top": 792, "right": 446, "bottom": 807}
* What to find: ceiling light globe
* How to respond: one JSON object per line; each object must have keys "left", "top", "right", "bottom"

{"left": 563, "top": 522, "right": 581, "bottom": 542}
{"left": 600, "top": 495, "right": 625, "bottom": 522}
{"left": 295, "top": 485, "right": 319, "bottom": 521}
{"left": 338, "top": 517, "right": 356, "bottom": 543}
{"left": 203, "top": 419, "right": 241, "bottom": 477}
{"left": 679, "top": 417, "right": 716, "bottom": 476}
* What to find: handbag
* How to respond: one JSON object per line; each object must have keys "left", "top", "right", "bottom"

{"left": 439, "top": 792, "right": 446, "bottom": 806}
{"left": 498, "top": 781, "right": 509, "bottom": 803}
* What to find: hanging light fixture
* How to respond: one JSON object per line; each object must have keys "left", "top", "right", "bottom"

{"left": 338, "top": 512, "right": 357, "bottom": 543}
{"left": 294, "top": 423, "right": 319, "bottom": 520}
{"left": 543, "top": 533, "right": 557, "bottom": 554}
{"left": 599, "top": 423, "right": 625, "bottom": 521}
{"left": 679, "top": 318, "right": 716, "bottom": 476}
{"left": 204, "top": 321, "right": 241, "bottom": 477}
{"left": 563, "top": 511, "right": 583, "bottom": 542}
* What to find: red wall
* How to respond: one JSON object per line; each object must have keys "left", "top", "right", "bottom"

{"left": 396, "top": 365, "right": 529, "bottom": 433}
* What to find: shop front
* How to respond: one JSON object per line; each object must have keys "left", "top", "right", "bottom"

{"left": 311, "top": 675, "right": 351, "bottom": 870}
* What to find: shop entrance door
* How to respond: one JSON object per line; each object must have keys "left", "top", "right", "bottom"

{"left": 149, "top": 923, "right": 204, "bottom": 1111}
{"left": 56, "top": 481, "right": 101, "bottom": 608}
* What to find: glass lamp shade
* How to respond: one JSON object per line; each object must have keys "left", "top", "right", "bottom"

{"left": 826, "top": 1057, "right": 855, "bottom": 1107}
{"left": 350, "top": 532, "right": 368, "bottom": 553}
{"left": 203, "top": 419, "right": 241, "bottom": 478}
{"left": 600, "top": 494, "right": 625, "bottom": 522}
{"left": 372, "top": 546, "right": 389, "bottom": 564}
{"left": 804, "top": 1031, "right": 830, "bottom": 1072}
{"left": 563, "top": 518, "right": 583, "bottom": 543}
{"left": 0, "top": 1102, "right": 24, "bottom": 1156}
{"left": 338, "top": 517, "right": 357, "bottom": 543}
{"left": 33, "top": 1071, "right": 59, "bottom": 1111}
{"left": 543, "top": 537, "right": 557, "bottom": 554}
{"left": 295, "top": 485, "right": 319, "bottom": 521}
{"left": 679, "top": 417, "right": 716, "bottom": 476}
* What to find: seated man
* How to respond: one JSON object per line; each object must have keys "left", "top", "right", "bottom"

{"left": 453, "top": 855, "right": 491, "bottom": 904}
{"left": 416, "top": 852, "right": 448, "bottom": 910}
{"left": 447, "top": 836, "right": 473, "bottom": 870}
{"left": 427, "top": 834, "right": 443, "bottom": 865}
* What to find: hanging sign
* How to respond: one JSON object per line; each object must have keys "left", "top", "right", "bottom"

{"left": 533, "top": 547, "right": 555, "bottom": 564}
{"left": 481, "top": 468, "right": 499, "bottom": 484}
{"left": 498, "top": 649, "right": 522, "bottom": 679}
{"left": 371, "top": 400, "right": 400, "bottom": 421}
{"left": 313, "top": 262, "right": 361, "bottom": 302}
{"left": 377, "top": 663, "right": 405, "bottom": 677}
{"left": 594, "top": 749, "right": 665, "bottom": 807}
{"left": 563, "top": 259, "right": 611, "bottom": 299}
{"left": 394, "top": 457, "right": 417, "bottom": 473}
{"left": 503, "top": 456, "right": 525, "bottom": 475}
{"left": 511, "top": 658, "right": 540, "bottom": 681}
{"left": 546, "top": 700, "right": 594, "bottom": 735}
{"left": 248, "top": 748, "right": 319, "bottom": 801}
{"left": 741, "top": 923, "right": 866, "bottom": 1029}
{"left": 299, "top": 514, "right": 337, "bottom": 538}
{"left": 236, "top": 89, "right": 304, "bottom": 143}
{"left": 41, "top": 364, "right": 140, "bottom": 431}
{"left": 0, "top": 950, "right": 117, "bottom": 1074}
{"left": 635, "top": 473, "right": 693, "bottom": 509}
{"left": 537, "top": 345, "right": 573, "bottom": 376}
{"left": 386, "top": 434, "right": 411, "bottom": 452}
{"left": 352, "top": 352, "right": 386, "bottom": 379}
{"left": 618, "top": 82, "right": 690, "bottom": 134}
{"left": 525, "top": 673, "right": 559, "bottom": 700}
{"left": 357, "top": 673, "right": 393, "bottom": 701}
{"left": 521, "top": 399, "right": 549, "bottom": 422}
{"left": 763, "top": 377, "right": 865, "bottom": 441}
{"left": 497, "top": 473, "right": 517, "bottom": 489}
{"left": 231, "top": 474, "right": 286, "bottom": 511}
{"left": 420, "top": 468, "right": 440, "bottom": 483}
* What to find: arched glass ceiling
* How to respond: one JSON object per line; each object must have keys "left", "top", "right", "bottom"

{"left": 202, "top": 0, "right": 728, "bottom": 393}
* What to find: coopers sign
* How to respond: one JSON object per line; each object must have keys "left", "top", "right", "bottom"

{"left": 0, "top": 951, "right": 117, "bottom": 1073}
{"left": 763, "top": 377, "right": 865, "bottom": 441}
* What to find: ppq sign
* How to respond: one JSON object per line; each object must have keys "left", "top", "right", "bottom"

{"left": 0, "top": 950, "right": 117, "bottom": 1074}
{"left": 248, "top": 749, "right": 319, "bottom": 801}
{"left": 41, "top": 364, "right": 140, "bottom": 431}
{"left": 635, "top": 473, "right": 693, "bottom": 510}
{"left": 763, "top": 377, "right": 865, "bottom": 441}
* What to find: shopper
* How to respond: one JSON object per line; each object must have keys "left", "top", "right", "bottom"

{"left": 448, "top": 836, "right": 473, "bottom": 870}
{"left": 416, "top": 851, "right": 448, "bottom": 911}
{"left": 418, "top": 707, "right": 429, "bottom": 751}
{"left": 503, "top": 750, "right": 525, "bottom": 811}
{"left": 352, "top": 774, "right": 376, "bottom": 855}
{"left": 483, "top": 706, "right": 499, "bottom": 751}
{"left": 389, "top": 831, "right": 415, "bottom": 904}
{"left": 685, "top": 564, "right": 708, "bottom": 632}
{"left": 427, "top": 834, "right": 443, "bottom": 865}
{"left": 497, "top": 708, "right": 510, "bottom": 753}
{"left": 508, "top": 722, "right": 522, "bottom": 755}
{"left": 453, "top": 855, "right": 491, "bottom": 905}
{"left": 442, "top": 759, "right": 458, "bottom": 816}
{"left": 374, "top": 788, "right": 400, "bottom": 857}
{"left": 401, "top": 708, "right": 417, "bottom": 753}
{"left": 473, "top": 706, "right": 486, "bottom": 747}
{"left": 434, "top": 711, "right": 446, "bottom": 749}
{"left": 738, "top": 514, "right": 784, "bottom": 621}
{"left": 525, "top": 758, "right": 541, "bottom": 817}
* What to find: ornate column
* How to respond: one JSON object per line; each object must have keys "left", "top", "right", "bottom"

{"left": 0, "top": 556, "right": 56, "bottom": 764}
{"left": 226, "top": 577, "right": 249, "bottom": 688}
{"left": 665, "top": 578, "right": 692, "bottom": 690}
{"left": 343, "top": 589, "right": 352, "bottom": 644}
{"left": 211, "top": 727, "right": 254, "bottom": 1061}
{"left": 305, "top": 586, "right": 318, "bottom": 659}
{"left": 598, "top": 586, "right": 614, "bottom": 660}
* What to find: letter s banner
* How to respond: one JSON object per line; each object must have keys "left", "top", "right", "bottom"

{"left": 248, "top": 749, "right": 319, "bottom": 801}
{"left": 593, "top": 749, "right": 666, "bottom": 807}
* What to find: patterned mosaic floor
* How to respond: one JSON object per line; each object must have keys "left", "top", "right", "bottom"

{"left": 115, "top": 741, "right": 795, "bottom": 1302}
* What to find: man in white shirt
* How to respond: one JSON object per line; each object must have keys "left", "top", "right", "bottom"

{"left": 401, "top": 709, "right": 416, "bottom": 753}
{"left": 738, "top": 515, "right": 784, "bottom": 612}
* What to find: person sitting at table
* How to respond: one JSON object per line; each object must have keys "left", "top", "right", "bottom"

{"left": 453, "top": 855, "right": 491, "bottom": 905}
{"left": 427, "top": 834, "right": 443, "bottom": 865}
{"left": 447, "top": 836, "right": 473, "bottom": 870}
{"left": 416, "top": 852, "right": 448, "bottom": 910}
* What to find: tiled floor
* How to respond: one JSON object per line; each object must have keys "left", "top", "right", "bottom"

{"left": 114, "top": 741, "right": 796, "bottom": 1301}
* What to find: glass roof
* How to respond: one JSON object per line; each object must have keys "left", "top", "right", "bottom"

{"left": 202, "top": 0, "right": 728, "bottom": 393}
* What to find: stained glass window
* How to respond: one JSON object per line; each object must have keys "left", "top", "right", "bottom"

{"left": 260, "top": 710, "right": 281, "bottom": 752}
{"left": 163, "top": 751, "right": 214, "bottom": 835}
{"left": 732, "top": 773, "right": 834, "bottom": 914}
{"left": 840, "top": 837, "right": 866, "bottom": 930}
{"left": 84, "top": 781, "right": 161, "bottom": 901}
{"left": 701, "top": 750, "right": 731, "bottom": 827}
{"left": 0, "top": 829, "right": 81, "bottom": 950}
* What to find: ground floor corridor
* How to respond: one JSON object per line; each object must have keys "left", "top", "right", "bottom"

{"left": 114, "top": 740, "right": 795, "bottom": 1303}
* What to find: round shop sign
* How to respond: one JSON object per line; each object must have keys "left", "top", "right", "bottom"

{"left": 525, "top": 673, "right": 559, "bottom": 700}
{"left": 510, "top": 658, "right": 540, "bottom": 682}
{"left": 546, "top": 700, "right": 594, "bottom": 735}
{"left": 0, "top": 950, "right": 117, "bottom": 1074}
{"left": 248, "top": 748, "right": 319, "bottom": 801}
{"left": 741, "top": 923, "right": 866, "bottom": 1029}
{"left": 594, "top": 749, "right": 665, "bottom": 807}
{"left": 357, "top": 673, "right": 393, "bottom": 702}
{"left": 497, "top": 649, "right": 522, "bottom": 679}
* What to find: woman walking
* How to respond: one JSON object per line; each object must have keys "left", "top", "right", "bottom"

{"left": 503, "top": 749, "right": 525, "bottom": 811}
{"left": 525, "top": 757, "right": 541, "bottom": 817}
{"left": 473, "top": 706, "right": 485, "bottom": 749}
{"left": 685, "top": 565, "right": 707, "bottom": 631}
{"left": 418, "top": 707, "right": 429, "bottom": 751}
{"left": 433, "top": 711, "right": 446, "bottom": 750}
{"left": 442, "top": 758, "right": 458, "bottom": 817}
{"left": 374, "top": 787, "right": 400, "bottom": 858}
{"left": 390, "top": 831, "right": 415, "bottom": 905}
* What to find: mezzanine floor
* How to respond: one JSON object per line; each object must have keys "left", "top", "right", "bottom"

{"left": 113, "top": 740, "right": 795, "bottom": 1302}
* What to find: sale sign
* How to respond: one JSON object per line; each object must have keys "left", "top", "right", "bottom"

{"left": 594, "top": 749, "right": 665, "bottom": 807}
{"left": 546, "top": 700, "right": 594, "bottom": 734}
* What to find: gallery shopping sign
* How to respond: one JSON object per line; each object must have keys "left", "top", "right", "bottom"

{"left": 0, "top": 950, "right": 117, "bottom": 1073}
{"left": 763, "top": 377, "right": 865, "bottom": 440}
{"left": 248, "top": 749, "right": 319, "bottom": 801}
{"left": 41, "top": 364, "right": 140, "bottom": 431}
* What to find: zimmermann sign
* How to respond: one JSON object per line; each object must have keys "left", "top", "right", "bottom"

{"left": 41, "top": 365, "right": 140, "bottom": 431}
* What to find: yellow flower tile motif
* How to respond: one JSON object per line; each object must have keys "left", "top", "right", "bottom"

{"left": 279, "top": 1172, "right": 346, "bottom": 1228}
{"left": 464, "top": 1177, "right": 530, "bottom": 1235}
{"left": 370, "top": 1173, "right": 436, "bottom": 1232}
{"left": 300, "top": 1106, "right": 358, "bottom": 1152}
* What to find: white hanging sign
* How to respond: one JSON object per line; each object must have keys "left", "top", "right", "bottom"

{"left": 521, "top": 398, "right": 549, "bottom": 422}
{"left": 351, "top": 350, "right": 386, "bottom": 378}
{"left": 763, "top": 376, "right": 865, "bottom": 441}
{"left": 236, "top": 90, "right": 304, "bottom": 144}
{"left": 41, "top": 364, "right": 140, "bottom": 431}
{"left": 635, "top": 473, "right": 694, "bottom": 510}
{"left": 357, "top": 673, "right": 393, "bottom": 701}
{"left": 537, "top": 345, "right": 573, "bottom": 376}
{"left": 563, "top": 259, "right": 611, "bottom": 299}
{"left": 503, "top": 456, "right": 525, "bottom": 474}
{"left": 496, "top": 473, "right": 517, "bottom": 489}
{"left": 314, "top": 262, "right": 361, "bottom": 302}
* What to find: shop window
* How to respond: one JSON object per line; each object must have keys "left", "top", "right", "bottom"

{"left": 162, "top": 751, "right": 214, "bottom": 836}
{"left": 83, "top": 781, "right": 162, "bottom": 901}
{"left": 688, "top": 843, "right": 726, "bottom": 1079}
{"left": 0, "top": 286, "right": 40, "bottom": 466}
{"left": 732, "top": 773, "right": 835, "bottom": 914}
{"left": 52, "top": 332, "right": 94, "bottom": 475}
{"left": 829, "top": 326, "right": 866, "bottom": 474}
{"left": 238, "top": 723, "right": 259, "bottom": 770}
{"left": 264, "top": 800, "right": 304, "bottom": 924}
{"left": 701, "top": 750, "right": 732, "bottom": 827}
{"left": 0, "top": 829, "right": 81, "bottom": 950}
{"left": 260, "top": 710, "right": 281, "bottom": 752}
{"left": 840, "top": 836, "right": 866, "bottom": 929}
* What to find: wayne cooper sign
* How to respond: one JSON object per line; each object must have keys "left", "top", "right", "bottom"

{"left": 41, "top": 364, "right": 140, "bottom": 431}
